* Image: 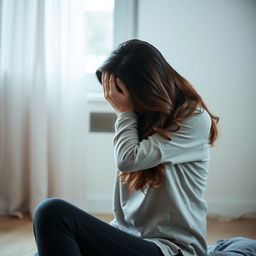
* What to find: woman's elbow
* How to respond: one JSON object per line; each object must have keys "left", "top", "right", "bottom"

{"left": 115, "top": 148, "right": 139, "bottom": 172}
{"left": 116, "top": 159, "right": 133, "bottom": 173}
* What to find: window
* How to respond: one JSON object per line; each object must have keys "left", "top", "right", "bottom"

{"left": 84, "top": 0, "right": 114, "bottom": 74}
{"left": 84, "top": 0, "right": 138, "bottom": 96}
{"left": 84, "top": 0, "right": 115, "bottom": 94}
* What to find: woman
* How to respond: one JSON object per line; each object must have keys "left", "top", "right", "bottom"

{"left": 33, "top": 39, "right": 218, "bottom": 256}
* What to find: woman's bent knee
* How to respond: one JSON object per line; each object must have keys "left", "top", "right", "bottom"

{"left": 33, "top": 198, "right": 68, "bottom": 226}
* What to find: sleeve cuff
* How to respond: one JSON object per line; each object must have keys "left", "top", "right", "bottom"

{"left": 115, "top": 112, "right": 138, "bottom": 131}
{"left": 117, "top": 112, "right": 137, "bottom": 120}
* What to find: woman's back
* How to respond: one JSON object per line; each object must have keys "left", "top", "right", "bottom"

{"left": 111, "top": 107, "right": 211, "bottom": 256}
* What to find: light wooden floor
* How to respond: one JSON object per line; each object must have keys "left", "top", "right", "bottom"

{"left": 0, "top": 214, "right": 255, "bottom": 256}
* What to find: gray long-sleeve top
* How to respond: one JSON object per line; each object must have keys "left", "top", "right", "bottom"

{"left": 110, "top": 108, "right": 212, "bottom": 256}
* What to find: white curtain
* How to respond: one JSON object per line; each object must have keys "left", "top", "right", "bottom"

{"left": 0, "top": 0, "right": 88, "bottom": 217}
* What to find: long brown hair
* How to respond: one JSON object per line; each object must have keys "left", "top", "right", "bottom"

{"left": 96, "top": 39, "right": 219, "bottom": 191}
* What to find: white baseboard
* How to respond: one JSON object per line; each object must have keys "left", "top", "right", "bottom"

{"left": 86, "top": 195, "right": 256, "bottom": 217}
{"left": 207, "top": 198, "right": 256, "bottom": 218}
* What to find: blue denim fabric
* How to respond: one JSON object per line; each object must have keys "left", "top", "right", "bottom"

{"left": 207, "top": 237, "right": 256, "bottom": 256}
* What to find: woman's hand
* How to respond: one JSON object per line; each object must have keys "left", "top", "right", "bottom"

{"left": 102, "top": 72, "right": 134, "bottom": 115}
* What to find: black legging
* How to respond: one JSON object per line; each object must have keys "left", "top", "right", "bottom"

{"left": 33, "top": 198, "right": 165, "bottom": 256}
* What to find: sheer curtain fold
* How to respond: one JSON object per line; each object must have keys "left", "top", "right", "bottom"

{"left": 0, "top": 0, "right": 87, "bottom": 217}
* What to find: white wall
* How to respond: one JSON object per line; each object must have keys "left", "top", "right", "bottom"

{"left": 84, "top": 95, "right": 115, "bottom": 213}
{"left": 137, "top": 0, "right": 256, "bottom": 216}
{"left": 84, "top": 0, "right": 256, "bottom": 216}
{"left": 83, "top": 0, "right": 138, "bottom": 214}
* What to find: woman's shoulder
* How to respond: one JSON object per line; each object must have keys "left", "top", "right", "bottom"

{"left": 166, "top": 106, "right": 211, "bottom": 137}
{"left": 184, "top": 106, "right": 212, "bottom": 134}
{"left": 193, "top": 106, "right": 211, "bottom": 119}
{"left": 194, "top": 106, "right": 211, "bottom": 122}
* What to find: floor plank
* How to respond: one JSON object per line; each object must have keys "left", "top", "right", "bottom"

{"left": 206, "top": 216, "right": 256, "bottom": 244}
{"left": 0, "top": 214, "right": 255, "bottom": 256}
